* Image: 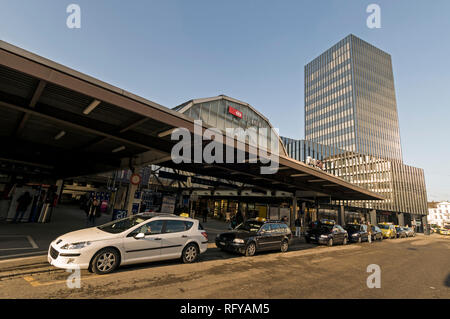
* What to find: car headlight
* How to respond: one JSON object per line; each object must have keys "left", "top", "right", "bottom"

{"left": 320, "top": 234, "right": 328, "bottom": 238}
{"left": 61, "top": 241, "right": 91, "bottom": 250}
{"left": 352, "top": 233, "right": 359, "bottom": 236}
{"left": 233, "top": 238, "right": 245, "bottom": 244}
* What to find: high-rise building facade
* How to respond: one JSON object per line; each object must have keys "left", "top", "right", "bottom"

{"left": 305, "top": 34, "right": 402, "bottom": 161}
{"left": 284, "top": 34, "right": 428, "bottom": 227}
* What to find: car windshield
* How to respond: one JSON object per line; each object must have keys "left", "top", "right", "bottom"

{"left": 395, "top": 227, "right": 403, "bottom": 231}
{"left": 345, "top": 225, "right": 360, "bottom": 232}
{"left": 378, "top": 224, "right": 390, "bottom": 229}
{"left": 236, "top": 220, "right": 264, "bottom": 232}
{"left": 98, "top": 216, "right": 150, "bottom": 234}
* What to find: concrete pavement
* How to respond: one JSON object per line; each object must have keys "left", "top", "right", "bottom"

{"left": 0, "top": 234, "right": 448, "bottom": 298}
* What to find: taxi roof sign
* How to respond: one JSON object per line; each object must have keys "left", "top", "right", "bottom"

{"left": 320, "top": 219, "right": 335, "bottom": 225}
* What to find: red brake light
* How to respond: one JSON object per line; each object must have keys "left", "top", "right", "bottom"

{"left": 201, "top": 231, "right": 208, "bottom": 240}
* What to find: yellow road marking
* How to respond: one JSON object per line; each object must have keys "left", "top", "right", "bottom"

{"left": 23, "top": 273, "right": 114, "bottom": 287}
{"left": 23, "top": 276, "right": 40, "bottom": 287}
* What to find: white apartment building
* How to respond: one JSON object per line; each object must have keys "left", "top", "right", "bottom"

{"left": 428, "top": 201, "right": 450, "bottom": 228}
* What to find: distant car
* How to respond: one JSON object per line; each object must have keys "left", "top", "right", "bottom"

{"left": 370, "top": 225, "right": 383, "bottom": 241}
{"left": 305, "top": 220, "right": 348, "bottom": 246}
{"left": 48, "top": 214, "right": 208, "bottom": 274}
{"left": 215, "top": 218, "right": 292, "bottom": 256}
{"left": 344, "top": 223, "right": 369, "bottom": 243}
{"left": 438, "top": 228, "right": 450, "bottom": 236}
{"left": 395, "top": 226, "right": 407, "bottom": 238}
{"left": 403, "top": 227, "right": 415, "bottom": 237}
{"left": 378, "top": 223, "right": 396, "bottom": 239}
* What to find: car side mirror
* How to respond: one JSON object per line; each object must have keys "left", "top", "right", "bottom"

{"left": 134, "top": 232, "right": 145, "bottom": 240}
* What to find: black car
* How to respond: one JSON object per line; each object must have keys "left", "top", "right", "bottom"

{"left": 215, "top": 218, "right": 292, "bottom": 256}
{"left": 305, "top": 220, "right": 348, "bottom": 246}
{"left": 395, "top": 226, "right": 407, "bottom": 238}
{"left": 344, "top": 223, "right": 370, "bottom": 243}
{"left": 371, "top": 225, "right": 383, "bottom": 241}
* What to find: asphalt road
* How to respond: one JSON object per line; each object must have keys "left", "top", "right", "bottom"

{"left": 0, "top": 235, "right": 448, "bottom": 299}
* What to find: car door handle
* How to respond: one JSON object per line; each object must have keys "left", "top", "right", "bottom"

{"left": 181, "top": 235, "right": 188, "bottom": 238}
{"left": 153, "top": 238, "right": 162, "bottom": 240}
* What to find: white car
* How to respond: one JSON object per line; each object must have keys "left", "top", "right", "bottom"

{"left": 48, "top": 214, "right": 208, "bottom": 274}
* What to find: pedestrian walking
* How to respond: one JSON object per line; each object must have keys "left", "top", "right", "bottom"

{"left": 367, "top": 221, "right": 372, "bottom": 243}
{"left": 12, "top": 191, "right": 32, "bottom": 223}
{"left": 235, "top": 210, "right": 243, "bottom": 226}
{"left": 294, "top": 216, "right": 301, "bottom": 237}
{"left": 86, "top": 198, "right": 100, "bottom": 227}
{"left": 202, "top": 206, "right": 208, "bottom": 223}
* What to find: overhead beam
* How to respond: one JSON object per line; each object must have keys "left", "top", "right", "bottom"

{"left": 14, "top": 80, "right": 47, "bottom": 137}
{"left": 1, "top": 100, "right": 157, "bottom": 153}
{"left": 78, "top": 117, "right": 151, "bottom": 151}
{"left": 29, "top": 80, "right": 47, "bottom": 107}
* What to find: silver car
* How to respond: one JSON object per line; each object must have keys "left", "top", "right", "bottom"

{"left": 48, "top": 213, "right": 208, "bottom": 274}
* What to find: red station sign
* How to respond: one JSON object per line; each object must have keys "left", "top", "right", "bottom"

{"left": 228, "top": 106, "right": 242, "bottom": 119}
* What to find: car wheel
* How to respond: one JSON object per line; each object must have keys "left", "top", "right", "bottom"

{"left": 343, "top": 237, "right": 348, "bottom": 245}
{"left": 182, "top": 243, "right": 199, "bottom": 263}
{"left": 281, "top": 240, "right": 289, "bottom": 252}
{"left": 91, "top": 248, "right": 120, "bottom": 275}
{"left": 245, "top": 242, "right": 256, "bottom": 257}
{"left": 327, "top": 238, "right": 333, "bottom": 247}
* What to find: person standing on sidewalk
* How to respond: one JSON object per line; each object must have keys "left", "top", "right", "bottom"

{"left": 86, "top": 198, "right": 99, "bottom": 227}
{"left": 202, "top": 206, "right": 208, "bottom": 223}
{"left": 294, "top": 216, "right": 301, "bottom": 238}
{"left": 12, "top": 191, "right": 32, "bottom": 223}
{"left": 367, "top": 221, "right": 372, "bottom": 243}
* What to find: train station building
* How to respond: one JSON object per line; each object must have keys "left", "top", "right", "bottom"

{"left": 0, "top": 40, "right": 383, "bottom": 230}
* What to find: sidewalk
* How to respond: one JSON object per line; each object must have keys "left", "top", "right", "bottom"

{"left": 0, "top": 204, "right": 111, "bottom": 259}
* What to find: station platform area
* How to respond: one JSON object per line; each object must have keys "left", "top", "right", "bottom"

{"left": 0, "top": 205, "right": 111, "bottom": 260}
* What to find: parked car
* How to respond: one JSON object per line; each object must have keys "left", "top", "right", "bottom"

{"left": 403, "top": 227, "right": 415, "bottom": 237}
{"left": 216, "top": 218, "right": 292, "bottom": 256}
{"left": 48, "top": 213, "right": 208, "bottom": 274}
{"left": 378, "top": 222, "right": 396, "bottom": 239}
{"left": 438, "top": 228, "right": 450, "bottom": 236}
{"left": 344, "top": 223, "right": 370, "bottom": 243}
{"left": 395, "top": 226, "right": 408, "bottom": 238}
{"left": 370, "top": 225, "right": 383, "bottom": 241}
{"left": 305, "top": 220, "right": 348, "bottom": 246}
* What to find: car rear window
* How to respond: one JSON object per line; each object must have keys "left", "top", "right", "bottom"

{"left": 184, "top": 221, "right": 194, "bottom": 230}
{"left": 164, "top": 220, "right": 189, "bottom": 233}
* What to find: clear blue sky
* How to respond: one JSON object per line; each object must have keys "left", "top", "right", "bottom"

{"left": 1, "top": 0, "right": 449, "bottom": 201}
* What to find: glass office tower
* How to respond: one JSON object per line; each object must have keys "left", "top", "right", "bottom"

{"left": 285, "top": 34, "right": 428, "bottom": 227}
{"left": 305, "top": 34, "right": 402, "bottom": 161}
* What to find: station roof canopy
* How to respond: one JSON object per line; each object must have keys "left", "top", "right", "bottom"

{"left": 0, "top": 41, "right": 383, "bottom": 201}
